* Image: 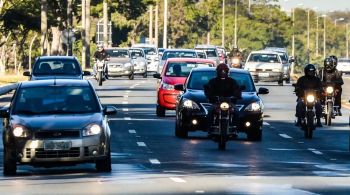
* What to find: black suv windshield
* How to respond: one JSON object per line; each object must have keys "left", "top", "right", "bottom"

{"left": 13, "top": 86, "right": 100, "bottom": 115}
{"left": 187, "top": 71, "right": 255, "bottom": 92}
{"left": 33, "top": 59, "right": 81, "bottom": 75}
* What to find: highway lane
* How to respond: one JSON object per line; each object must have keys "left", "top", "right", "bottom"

{"left": 0, "top": 77, "right": 350, "bottom": 194}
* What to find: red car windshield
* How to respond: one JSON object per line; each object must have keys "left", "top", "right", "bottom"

{"left": 164, "top": 62, "right": 213, "bottom": 77}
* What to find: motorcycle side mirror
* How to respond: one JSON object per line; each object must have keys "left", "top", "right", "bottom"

{"left": 83, "top": 71, "right": 92, "bottom": 76}
{"left": 258, "top": 87, "right": 269, "bottom": 95}
{"left": 174, "top": 84, "right": 184, "bottom": 91}
{"left": 292, "top": 84, "right": 296, "bottom": 87}
{"left": 23, "top": 71, "right": 31, "bottom": 77}
{"left": 103, "top": 106, "right": 117, "bottom": 115}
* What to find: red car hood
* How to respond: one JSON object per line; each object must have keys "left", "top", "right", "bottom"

{"left": 162, "top": 76, "right": 187, "bottom": 85}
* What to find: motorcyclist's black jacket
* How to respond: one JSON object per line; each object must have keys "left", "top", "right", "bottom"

{"left": 204, "top": 77, "right": 242, "bottom": 103}
{"left": 94, "top": 50, "right": 109, "bottom": 61}
{"left": 318, "top": 69, "right": 344, "bottom": 88}
{"left": 295, "top": 75, "right": 323, "bottom": 98}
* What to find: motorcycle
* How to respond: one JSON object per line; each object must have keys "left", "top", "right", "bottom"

{"left": 301, "top": 90, "right": 318, "bottom": 139}
{"left": 230, "top": 56, "right": 243, "bottom": 68}
{"left": 209, "top": 96, "right": 237, "bottom": 150}
{"left": 322, "top": 84, "right": 339, "bottom": 126}
{"left": 95, "top": 59, "right": 108, "bottom": 86}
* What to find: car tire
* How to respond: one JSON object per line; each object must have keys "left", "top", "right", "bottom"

{"left": 278, "top": 79, "right": 283, "bottom": 86}
{"left": 143, "top": 72, "right": 147, "bottom": 78}
{"left": 175, "top": 120, "right": 188, "bottom": 138}
{"left": 95, "top": 147, "right": 112, "bottom": 173}
{"left": 3, "top": 147, "right": 17, "bottom": 176}
{"left": 156, "top": 105, "right": 166, "bottom": 117}
{"left": 129, "top": 73, "right": 134, "bottom": 80}
{"left": 247, "top": 127, "right": 262, "bottom": 141}
{"left": 286, "top": 76, "right": 291, "bottom": 84}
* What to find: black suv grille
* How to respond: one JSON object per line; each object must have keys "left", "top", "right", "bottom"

{"left": 35, "top": 147, "right": 80, "bottom": 158}
{"left": 35, "top": 131, "right": 80, "bottom": 139}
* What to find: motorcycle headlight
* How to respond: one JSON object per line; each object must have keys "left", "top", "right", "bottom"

{"left": 83, "top": 124, "right": 102, "bottom": 136}
{"left": 161, "top": 82, "right": 174, "bottom": 90}
{"left": 220, "top": 102, "right": 230, "bottom": 111}
{"left": 232, "top": 58, "right": 240, "bottom": 64}
{"left": 306, "top": 94, "right": 315, "bottom": 103}
{"left": 326, "top": 86, "right": 334, "bottom": 94}
{"left": 245, "top": 101, "right": 262, "bottom": 111}
{"left": 182, "top": 99, "right": 200, "bottom": 110}
{"left": 12, "top": 125, "right": 29, "bottom": 137}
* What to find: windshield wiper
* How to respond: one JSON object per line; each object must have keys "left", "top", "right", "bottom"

{"left": 15, "top": 110, "right": 39, "bottom": 115}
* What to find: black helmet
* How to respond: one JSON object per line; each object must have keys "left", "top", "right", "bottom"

{"left": 216, "top": 63, "right": 229, "bottom": 79}
{"left": 329, "top": 55, "right": 338, "bottom": 66}
{"left": 304, "top": 64, "right": 316, "bottom": 77}
{"left": 324, "top": 57, "right": 334, "bottom": 71}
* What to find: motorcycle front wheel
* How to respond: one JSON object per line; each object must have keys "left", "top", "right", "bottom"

{"left": 218, "top": 120, "right": 228, "bottom": 150}
{"left": 305, "top": 112, "right": 314, "bottom": 139}
{"left": 325, "top": 102, "right": 333, "bottom": 126}
{"left": 98, "top": 71, "right": 103, "bottom": 86}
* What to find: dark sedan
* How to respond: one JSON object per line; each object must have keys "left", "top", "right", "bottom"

{"left": 23, "top": 56, "right": 91, "bottom": 80}
{"left": 174, "top": 68, "right": 269, "bottom": 141}
{"left": 0, "top": 79, "right": 116, "bottom": 175}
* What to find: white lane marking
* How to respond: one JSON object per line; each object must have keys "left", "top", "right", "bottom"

{"left": 308, "top": 148, "right": 323, "bottom": 155}
{"left": 141, "top": 81, "right": 146, "bottom": 83}
{"left": 122, "top": 101, "right": 128, "bottom": 104}
{"left": 170, "top": 177, "right": 186, "bottom": 183}
{"left": 128, "top": 129, "right": 136, "bottom": 134}
{"left": 195, "top": 190, "right": 205, "bottom": 194}
{"left": 124, "top": 117, "right": 131, "bottom": 120}
{"left": 110, "top": 118, "right": 170, "bottom": 121}
{"left": 122, "top": 108, "right": 129, "bottom": 112}
{"left": 149, "top": 159, "right": 161, "bottom": 164}
{"left": 123, "top": 95, "right": 128, "bottom": 98}
{"left": 268, "top": 148, "right": 301, "bottom": 151}
{"left": 137, "top": 142, "right": 146, "bottom": 147}
{"left": 263, "top": 122, "right": 270, "bottom": 126}
{"left": 279, "top": 134, "right": 293, "bottom": 139}
{"left": 125, "top": 90, "right": 131, "bottom": 93}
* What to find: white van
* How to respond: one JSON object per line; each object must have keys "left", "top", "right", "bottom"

{"left": 244, "top": 50, "right": 284, "bottom": 86}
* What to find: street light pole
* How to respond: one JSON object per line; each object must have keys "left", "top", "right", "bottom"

{"left": 155, "top": 1, "right": 159, "bottom": 48}
{"left": 163, "top": 0, "right": 168, "bottom": 48}
{"left": 103, "top": 0, "right": 108, "bottom": 48}
{"left": 347, "top": 23, "right": 349, "bottom": 58}
{"left": 292, "top": 8, "right": 295, "bottom": 57}
{"left": 149, "top": 5, "right": 153, "bottom": 44}
{"left": 307, "top": 9, "right": 310, "bottom": 63}
{"left": 316, "top": 15, "right": 321, "bottom": 57}
{"left": 221, "top": 0, "right": 225, "bottom": 47}
{"left": 234, "top": 0, "right": 238, "bottom": 47}
{"left": 323, "top": 15, "right": 326, "bottom": 59}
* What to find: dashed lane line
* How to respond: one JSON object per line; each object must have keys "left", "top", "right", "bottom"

{"left": 149, "top": 159, "right": 161, "bottom": 164}
{"left": 170, "top": 177, "right": 186, "bottom": 183}
{"left": 137, "top": 142, "right": 146, "bottom": 147}
{"left": 122, "top": 108, "right": 129, "bottom": 112}
{"left": 279, "top": 134, "right": 293, "bottom": 139}
{"left": 263, "top": 122, "right": 270, "bottom": 126}
{"left": 122, "top": 101, "right": 128, "bottom": 104}
{"left": 124, "top": 117, "right": 131, "bottom": 120}
{"left": 308, "top": 148, "right": 323, "bottom": 155}
{"left": 128, "top": 129, "right": 136, "bottom": 134}
{"left": 195, "top": 190, "right": 205, "bottom": 194}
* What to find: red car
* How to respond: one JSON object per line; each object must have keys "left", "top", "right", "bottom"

{"left": 153, "top": 58, "right": 215, "bottom": 117}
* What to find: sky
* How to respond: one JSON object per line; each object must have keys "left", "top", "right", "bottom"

{"left": 276, "top": 0, "right": 350, "bottom": 12}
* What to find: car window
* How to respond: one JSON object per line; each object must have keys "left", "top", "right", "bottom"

{"left": 197, "top": 52, "right": 206, "bottom": 59}
{"left": 140, "top": 47, "right": 157, "bottom": 55}
{"left": 187, "top": 71, "right": 254, "bottom": 92}
{"left": 130, "top": 49, "right": 145, "bottom": 58}
{"left": 165, "top": 62, "right": 213, "bottom": 77}
{"left": 338, "top": 59, "right": 350, "bottom": 63}
{"left": 106, "top": 49, "right": 130, "bottom": 58}
{"left": 196, "top": 48, "right": 217, "bottom": 57}
{"left": 13, "top": 86, "right": 100, "bottom": 115}
{"left": 278, "top": 53, "right": 288, "bottom": 62}
{"left": 161, "top": 51, "right": 197, "bottom": 60}
{"left": 248, "top": 53, "right": 280, "bottom": 63}
{"left": 33, "top": 59, "right": 81, "bottom": 75}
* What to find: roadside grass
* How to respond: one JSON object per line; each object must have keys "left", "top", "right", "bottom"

{"left": 0, "top": 74, "right": 27, "bottom": 86}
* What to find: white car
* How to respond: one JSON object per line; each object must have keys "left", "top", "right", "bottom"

{"left": 244, "top": 50, "right": 284, "bottom": 86}
{"left": 337, "top": 58, "right": 350, "bottom": 74}
{"left": 132, "top": 44, "right": 159, "bottom": 73}
{"left": 129, "top": 48, "right": 148, "bottom": 78}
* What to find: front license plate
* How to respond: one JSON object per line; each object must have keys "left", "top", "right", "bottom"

{"left": 44, "top": 141, "right": 72, "bottom": 151}
{"left": 258, "top": 72, "right": 269, "bottom": 77}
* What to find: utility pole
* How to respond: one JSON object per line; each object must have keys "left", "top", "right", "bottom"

{"left": 155, "top": 1, "right": 159, "bottom": 47}
{"left": 163, "top": 0, "right": 168, "bottom": 48}
{"left": 207, "top": 11, "right": 210, "bottom": 45}
{"left": 40, "top": 0, "right": 48, "bottom": 55}
{"left": 103, "top": 0, "right": 108, "bottom": 48}
{"left": 347, "top": 24, "right": 349, "bottom": 59}
{"left": 149, "top": 5, "right": 153, "bottom": 44}
{"left": 234, "top": 0, "right": 238, "bottom": 47}
{"left": 221, "top": 0, "right": 225, "bottom": 47}
{"left": 323, "top": 15, "right": 326, "bottom": 59}
{"left": 307, "top": 9, "right": 310, "bottom": 63}
{"left": 81, "top": 0, "right": 86, "bottom": 69}
{"left": 67, "top": 0, "right": 73, "bottom": 56}
{"left": 248, "top": 0, "right": 251, "bottom": 13}
{"left": 316, "top": 15, "right": 319, "bottom": 57}
{"left": 85, "top": 0, "right": 91, "bottom": 68}
{"left": 292, "top": 8, "right": 295, "bottom": 57}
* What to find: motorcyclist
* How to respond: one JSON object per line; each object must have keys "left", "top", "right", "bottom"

{"left": 93, "top": 44, "right": 109, "bottom": 79}
{"left": 295, "top": 64, "right": 323, "bottom": 127}
{"left": 319, "top": 56, "right": 344, "bottom": 116}
{"left": 204, "top": 63, "right": 242, "bottom": 103}
{"left": 228, "top": 47, "right": 243, "bottom": 68}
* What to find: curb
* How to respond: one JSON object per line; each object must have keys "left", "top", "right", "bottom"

{"left": 0, "top": 83, "right": 17, "bottom": 95}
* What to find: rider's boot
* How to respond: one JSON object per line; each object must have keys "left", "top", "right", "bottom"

{"left": 295, "top": 117, "right": 302, "bottom": 126}
{"left": 316, "top": 118, "right": 323, "bottom": 127}
{"left": 338, "top": 108, "right": 342, "bottom": 116}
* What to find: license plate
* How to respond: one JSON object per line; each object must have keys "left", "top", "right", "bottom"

{"left": 44, "top": 141, "right": 71, "bottom": 151}
{"left": 258, "top": 72, "right": 269, "bottom": 77}
{"left": 111, "top": 67, "right": 123, "bottom": 72}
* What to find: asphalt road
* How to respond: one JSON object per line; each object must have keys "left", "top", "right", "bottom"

{"left": 0, "top": 76, "right": 350, "bottom": 194}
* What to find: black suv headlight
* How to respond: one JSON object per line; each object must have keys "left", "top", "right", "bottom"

{"left": 245, "top": 101, "right": 263, "bottom": 112}
{"left": 182, "top": 99, "right": 200, "bottom": 110}
{"left": 12, "top": 125, "right": 30, "bottom": 137}
{"left": 83, "top": 124, "right": 102, "bottom": 136}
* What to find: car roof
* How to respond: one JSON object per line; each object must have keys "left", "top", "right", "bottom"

{"left": 166, "top": 58, "right": 215, "bottom": 63}
{"left": 265, "top": 47, "right": 287, "bottom": 52}
{"left": 191, "top": 67, "right": 250, "bottom": 74}
{"left": 36, "top": 56, "right": 78, "bottom": 61}
{"left": 106, "top": 47, "right": 129, "bottom": 50}
{"left": 195, "top": 44, "right": 217, "bottom": 49}
{"left": 250, "top": 50, "right": 280, "bottom": 55}
{"left": 132, "top": 44, "right": 156, "bottom": 48}
{"left": 163, "top": 49, "right": 197, "bottom": 52}
{"left": 19, "top": 79, "right": 91, "bottom": 88}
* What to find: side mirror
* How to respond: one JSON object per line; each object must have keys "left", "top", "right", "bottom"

{"left": 83, "top": 71, "right": 92, "bottom": 76}
{"left": 174, "top": 84, "right": 184, "bottom": 91}
{"left": 258, "top": 87, "right": 269, "bottom": 95}
{"left": 153, "top": 73, "right": 161, "bottom": 79}
{"left": 0, "top": 108, "right": 10, "bottom": 118}
{"left": 292, "top": 83, "right": 296, "bottom": 87}
{"left": 23, "top": 71, "right": 31, "bottom": 77}
{"left": 103, "top": 106, "right": 117, "bottom": 115}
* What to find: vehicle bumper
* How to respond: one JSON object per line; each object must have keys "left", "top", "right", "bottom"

{"left": 250, "top": 71, "right": 283, "bottom": 82}
{"left": 134, "top": 66, "right": 147, "bottom": 74}
{"left": 12, "top": 135, "right": 108, "bottom": 164}
{"left": 158, "top": 89, "right": 180, "bottom": 110}
{"left": 108, "top": 68, "right": 133, "bottom": 76}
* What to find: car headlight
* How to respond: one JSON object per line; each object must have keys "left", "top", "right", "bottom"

{"left": 182, "top": 99, "right": 200, "bottom": 110}
{"left": 12, "top": 125, "right": 29, "bottom": 137}
{"left": 83, "top": 124, "right": 102, "bottom": 136}
{"left": 245, "top": 101, "right": 262, "bottom": 111}
{"left": 306, "top": 94, "right": 315, "bottom": 103}
{"left": 273, "top": 68, "right": 281, "bottom": 72}
{"left": 326, "top": 86, "right": 334, "bottom": 94}
{"left": 124, "top": 63, "right": 132, "bottom": 67}
{"left": 220, "top": 102, "right": 230, "bottom": 111}
{"left": 161, "top": 82, "right": 174, "bottom": 90}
